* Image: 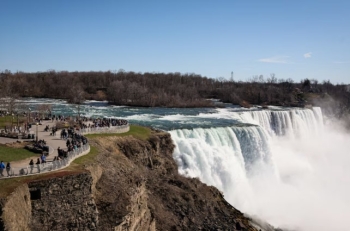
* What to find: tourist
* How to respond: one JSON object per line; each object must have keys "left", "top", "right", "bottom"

{"left": 41, "top": 154, "right": 46, "bottom": 164}
{"left": 0, "top": 161, "right": 5, "bottom": 176}
{"left": 66, "top": 139, "right": 71, "bottom": 147}
{"left": 5, "top": 162, "right": 11, "bottom": 177}
{"left": 52, "top": 156, "right": 57, "bottom": 170}
{"left": 36, "top": 158, "right": 41, "bottom": 173}
{"left": 29, "top": 159, "right": 34, "bottom": 174}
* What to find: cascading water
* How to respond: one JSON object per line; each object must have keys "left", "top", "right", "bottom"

{"left": 171, "top": 125, "right": 277, "bottom": 209}
{"left": 171, "top": 107, "right": 350, "bottom": 231}
{"left": 18, "top": 98, "right": 350, "bottom": 230}
{"left": 239, "top": 108, "right": 323, "bottom": 137}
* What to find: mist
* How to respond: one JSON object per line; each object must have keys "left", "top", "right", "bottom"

{"left": 171, "top": 109, "right": 350, "bottom": 231}
{"left": 240, "top": 122, "right": 350, "bottom": 231}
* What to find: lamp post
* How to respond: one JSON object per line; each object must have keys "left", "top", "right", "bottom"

{"left": 36, "top": 123, "right": 38, "bottom": 142}
{"left": 11, "top": 114, "right": 14, "bottom": 131}
{"left": 28, "top": 108, "right": 31, "bottom": 124}
{"left": 26, "top": 109, "right": 30, "bottom": 132}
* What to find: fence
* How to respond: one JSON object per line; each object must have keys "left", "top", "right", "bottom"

{"left": 0, "top": 144, "right": 90, "bottom": 178}
{"left": 0, "top": 124, "right": 130, "bottom": 179}
{"left": 79, "top": 124, "right": 129, "bottom": 135}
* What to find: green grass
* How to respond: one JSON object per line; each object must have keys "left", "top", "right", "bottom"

{"left": 0, "top": 145, "right": 38, "bottom": 162}
{"left": 85, "top": 124, "right": 152, "bottom": 140}
{"left": 0, "top": 115, "right": 27, "bottom": 129}
{"left": 0, "top": 146, "right": 94, "bottom": 198}
{"left": 0, "top": 116, "right": 12, "bottom": 128}
{"left": 0, "top": 146, "right": 95, "bottom": 197}
{"left": 72, "top": 146, "right": 98, "bottom": 166}
{"left": 0, "top": 124, "right": 152, "bottom": 197}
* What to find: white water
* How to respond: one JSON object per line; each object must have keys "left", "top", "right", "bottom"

{"left": 170, "top": 108, "right": 350, "bottom": 231}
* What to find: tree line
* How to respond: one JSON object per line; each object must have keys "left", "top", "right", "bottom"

{"left": 0, "top": 70, "right": 349, "bottom": 120}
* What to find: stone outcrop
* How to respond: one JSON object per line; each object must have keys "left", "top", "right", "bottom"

{"left": 0, "top": 184, "right": 31, "bottom": 231}
{"left": 114, "top": 183, "right": 155, "bottom": 231}
{"left": 28, "top": 173, "right": 98, "bottom": 230}
{"left": 0, "top": 173, "right": 98, "bottom": 231}
{"left": 90, "top": 131, "right": 261, "bottom": 231}
{"left": 0, "top": 129, "right": 275, "bottom": 231}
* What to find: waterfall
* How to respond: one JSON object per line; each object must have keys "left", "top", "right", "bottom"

{"left": 170, "top": 124, "right": 279, "bottom": 208}
{"left": 171, "top": 108, "right": 323, "bottom": 186}
{"left": 239, "top": 108, "right": 324, "bottom": 138}
{"left": 170, "top": 107, "right": 340, "bottom": 230}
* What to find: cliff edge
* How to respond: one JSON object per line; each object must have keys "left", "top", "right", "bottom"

{"left": 0, "top": 129, "right": 270, "bottom": 231}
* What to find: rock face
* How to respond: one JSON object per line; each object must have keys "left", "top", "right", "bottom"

{"left": 0, "top": 130, "right": 265, "bottom": 231}
{"left": 90, "top": 131, "right": 259, "bottom": 231}
{"left": 28, "top": 173, "right": 98, "bottom": 230}
{"left": 0, "top": 184, "right": 31, "bottom": 231}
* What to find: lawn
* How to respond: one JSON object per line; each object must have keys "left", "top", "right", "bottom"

{"left": 0, "top": 124, "right": 153, "bottom": 197}
{"left": 0, "top": 146, "right": 96, "bottom": 198}
{"left": 85, "top": 124, "right": 152, "bottom": 140}
{"left": 0, "top": 145, "right": 38, "bottom": 162}
{"left": 0, "top": 115, "right": 27, "bottom": 129}
{"left": 0, "top": 116, "right": 12, "bottom": 129}
{"left": 72, "top": 146, "right": 98, "bottom": 165}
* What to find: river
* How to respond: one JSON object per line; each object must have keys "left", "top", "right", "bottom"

{"left": 20, "top": 98, "right": 350, "bottom": 231}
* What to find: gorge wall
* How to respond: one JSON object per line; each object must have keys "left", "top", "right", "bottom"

{"left": 0, "top": 173, "right": 98, "bottom": 231}
{"left": 0, "top": 130, "right": 272, "bottom": 231}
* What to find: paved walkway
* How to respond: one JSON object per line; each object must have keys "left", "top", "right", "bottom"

{"left": 0, "top": 121, "right": 130, "bottom": 178}
{"left": 0, "top": 120, "right": 66, "bottom": 168}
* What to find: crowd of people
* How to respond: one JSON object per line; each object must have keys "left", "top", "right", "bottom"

{"left": 77, "top": 118, "right": 128, "bottom": 129}
{"left": 91, "top": 118, "right": 128, "bottom": 127}
{"left": 0, "top": 161, "right": 12, "bottom": 177}
{"left": 1, "top": 115, "right": 129, "bottom": 177}
{"left": 26, "top": 133, "right": 88, "bottom": 174}
{"left": 57, "top": 130, "right": 88, "bottom": 158}
{"left": 33, "top": 139, "right": 49, "bottom": 153}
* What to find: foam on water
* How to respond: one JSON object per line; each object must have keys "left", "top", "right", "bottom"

{"left": 171, "top": 107, "right": 350, "bottom": 231}
{"left": 158, "top": 114, "right": 190, "bottom": 121}
{"left": 20, "top": 98, "right": 349, "bottom": 230}
{"left": 124, "top": 114, "right": 156, "bottom": 121}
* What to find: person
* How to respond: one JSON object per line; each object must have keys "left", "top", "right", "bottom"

{"left": 40, "top": 154, "right": 46, "bottom": 164}
{"left": 52, "top": 156, "right": 57, "bottom": 169}
{"left": 6, "top": 162, "right": 11, "bottom": 177}
{"left": 0, "top": 161, "right": 5, "bottom": 177}
{"left": 66, "top": 139, "right": 71, "bottom": 147}
{"left": 36, "top": 158, "right": 41, "bottom": 173}
{"left": 29, "top": 159, "right": 34, "bottom": 174}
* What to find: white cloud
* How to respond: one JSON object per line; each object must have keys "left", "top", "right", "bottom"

{"left": 258, "top": 56, "right": 290, "bottom": 64}
{"left": 304, "top": 52, "right": 312, "bottom": 58}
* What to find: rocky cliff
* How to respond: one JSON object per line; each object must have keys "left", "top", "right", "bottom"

{"left": 0, "top": 129, "right": 272, "bottom": 231}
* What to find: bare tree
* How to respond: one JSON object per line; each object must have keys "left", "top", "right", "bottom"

{"left": 67, "top": 85, "right": 85, "bottom": 120}
{"left": 36, "top": 104, "right": 52, "bottom": 119}
{"left": 0, "top": 95, "right": 18, "bottom": 114}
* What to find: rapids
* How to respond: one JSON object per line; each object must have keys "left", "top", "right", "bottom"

{"left": 20, "top": 98, "right": 350, "bottom": 231}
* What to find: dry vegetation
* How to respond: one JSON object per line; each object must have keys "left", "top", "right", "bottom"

{"left": 1, "top": 70, "right": 349, "bottom": 113}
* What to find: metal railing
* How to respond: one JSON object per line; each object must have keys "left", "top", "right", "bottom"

{"left": 79, "top": 124, "right": 129, "bottom": 134}
{"left": 0, "top": 123, "right": 130, "bottom": 179}
{"left": 0, "top": 144, "right": 90, "bottom": 178}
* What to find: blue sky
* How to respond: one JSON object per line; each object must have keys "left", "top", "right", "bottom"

{"left": 1, "top": 0, "right": 349, "bottom": 83}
